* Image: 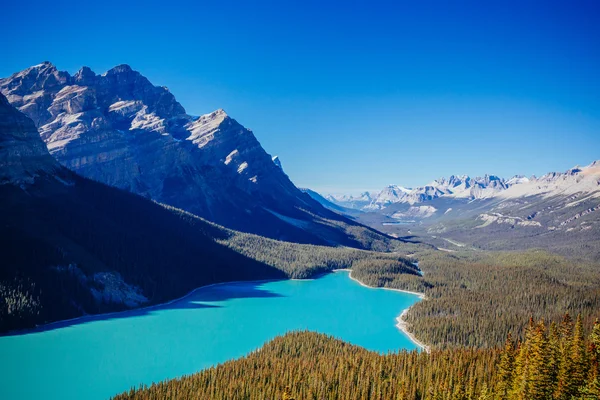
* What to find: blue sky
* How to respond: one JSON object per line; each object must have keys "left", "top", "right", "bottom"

{"left": 2, "top": 0, "right": 599, "bottom": 193}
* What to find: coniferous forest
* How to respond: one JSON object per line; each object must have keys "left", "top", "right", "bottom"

{"left": 114, "top": 315, "right": 600, "bottom": 400}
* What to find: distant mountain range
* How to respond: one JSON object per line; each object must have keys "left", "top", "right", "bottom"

{"left": 0, "top": 62, "right": 390, "bottom": 249}
{"left": 314, "top": 162, "right": 600, "bottom": 259}
{"left": 323, "top": 165, "right": 600, "bottom": 212}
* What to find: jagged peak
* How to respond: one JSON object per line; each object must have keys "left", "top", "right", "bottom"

{"left": 30, "top": 61, "right": 56, "bottom": 70}
{"left": 194, "top": 109, "right": 229, "bottom": 123}
{"left": 186, "top": 108, "right": 233, "bottom": 147}
{"left": 75, "top": 66, "right": 95, "bottom": 76}
{"left": 14, "top": 61, "right": 59, "bottom": 78}
{"left": 73, "top": 66, "right": 97, "bottom": 84}
{"left": 212, "top": 108, "right": 228, "bottom": 117}
{"left": 588, "top": 160, "right": 600, "bottom": 168}
{"left": 102, "top": 64, "right": 136, "bottom": 76}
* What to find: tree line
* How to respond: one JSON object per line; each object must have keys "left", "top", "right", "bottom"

{"left": 113, "top": 315, "right": 600, "bottom": 400}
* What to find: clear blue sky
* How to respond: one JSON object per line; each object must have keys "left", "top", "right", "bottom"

{"left": 2, "top": 0, "right": 599, "bottom": 193}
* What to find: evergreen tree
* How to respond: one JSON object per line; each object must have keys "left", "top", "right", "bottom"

{"left": 588, "top": 319, "right": 600, "bottom": 396}
{"left": 495, "top": 332, "right": 515, "bottom": 400}
{"left": 511, "top": 319, "right": 535, "bottom": 400}
{"left": 571, "top": 315, "right": 588, "bottom": 394}
{"left": 555, "top": 313, "right": 575, "bottom": 400}
{"left": 546, "top": 321, "right": 560, "bottom": 396}
{"left": 527, "top": 320, "right": 552, "bottom": 399}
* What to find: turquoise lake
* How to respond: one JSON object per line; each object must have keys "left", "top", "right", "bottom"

{"left": 0, "top": 270, "right": 421, "bottom": 400}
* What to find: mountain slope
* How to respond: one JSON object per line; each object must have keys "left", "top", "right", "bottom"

{"left": 0, "top": 93, "right": 418, "bottom": 333}
{"left": 0, "top": 62, "right": 391, "bottom": 249}
{"left": 0, "top": 93, "right": 288, "bottom": 332}
{"left": 300, "top": 188, "right": 362, "bottom": 216}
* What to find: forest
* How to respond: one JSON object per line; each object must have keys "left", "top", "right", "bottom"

{"left": 353, "top": 245, "right": 600, "bottom": 349}
{"left": 0, "top": 175, "right": 417, "bottom": 333}
{"left": 114, "top": 315, "right": 600, "bottom": 400}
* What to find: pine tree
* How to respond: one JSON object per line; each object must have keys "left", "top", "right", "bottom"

{"left": 511, "top": 319, "right": 535, "bottom": 400}
{"left": 588, "top": 319, "right": 600, "bottom": 396}
{"left": 528, "top": 320, "right": 551, "bottom": 399}
{"left": 555, "top": 313, "right": 575, "bottom": 400}
{"left": 495, "top": 332, "right": 515, "bottom": 400}
{"left": 571, "top": 315, "right": 588, "bottom": 395}
{"left": 547, "top": 321, "right": 560, "bottom": 396}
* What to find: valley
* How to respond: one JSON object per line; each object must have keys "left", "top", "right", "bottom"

{"left": 0, "top": 59, "right": 599, "bottom": 400}
{"left": 0, "top": 271, "right": 422, "bottom": 400}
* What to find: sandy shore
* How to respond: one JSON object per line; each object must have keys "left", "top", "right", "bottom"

{"left": 334, "top": 269, "right": 430, "bottom": 353}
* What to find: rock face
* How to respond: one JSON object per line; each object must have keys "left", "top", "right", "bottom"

{"left": 1, "top": 63, "right": 387, "bottom": 248}
{"left": 0, "top": 93, "right": 58, "bottom": 184}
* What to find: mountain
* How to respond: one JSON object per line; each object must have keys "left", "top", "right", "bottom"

{"left": 327, "top": 174, "right": 526, "bottom": 212}
{"left": 364, "top": 185, "right": 412, "bottom": 210}
{"left": 0, "top": 94, "right": 416, "bottom": 333}
{"left": 325, "top": 191, "right": 376, "bottom": 210}
{"left": 342, "top": 161, "right": 600, "bottom": 259}
{"left": 423, "top": 161, "right": 600, "bottom": 259}
{"left": 310, "top": 162, "right": 600, "bottom": 259}
{"left": 0, "top": 62, "right": 391, "bottom": 249}
{"left": 301, "top": 188, "right": 362, "bottom": 216}
{"left": 0, "top": 92, "right": 290, "bottom": 332}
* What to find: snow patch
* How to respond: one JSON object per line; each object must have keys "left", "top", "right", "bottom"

{"left": 237, "top": 161, "right": 248, "bottom": 174}
{"left": 224, "top": 149, "right": 239, "bottom": 165}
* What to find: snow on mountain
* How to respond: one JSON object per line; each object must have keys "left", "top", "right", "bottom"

{"left": 391, "top": 205, "right": 437, "bottom": 219}
{"left": 365, "top": 185, "right": 412, "bottom": 210}
{"left": 325, "top": 191, "right": 376, "bottom": 209}
{"left": 506, "top": 175, "right": 530, "bottom": 186}
{"left": 339, "top": 162, "right": 600, "bottom": 212}
{"left": 498, "top": 161, "right": 600, "bottom": 200}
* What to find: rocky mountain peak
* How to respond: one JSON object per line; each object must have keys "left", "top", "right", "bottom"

{"left": 73, "top": 66, "right": 97, "bottom": 86}
{"left": 0, "top": 61, "right": 69, "bottom": 98}
{"left": 1, "top": 62, "right": 387, "bottom": 247}
{"left": 102, "top": 64, "right": 134, "bottom": 76}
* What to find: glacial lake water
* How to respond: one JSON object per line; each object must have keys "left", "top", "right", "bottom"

{"left": 0, "top": 270, "right": 421, "bottom": 400}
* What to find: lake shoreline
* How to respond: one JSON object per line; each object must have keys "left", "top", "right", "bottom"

{"left": 4, "top": 269, "right": 429, "bottom": 355}
{"left": 333, "top": 269, "right": 430, "bottom": 353}
{"left": 1, "top": 277, "right": 283, "bottom": 337}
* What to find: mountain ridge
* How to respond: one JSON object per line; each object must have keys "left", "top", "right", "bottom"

{"left": 324, "top": 161, "right": 600, "bottom": 211}
{"left": 1, "top": 62, "right": 392, "bottom": 250}
{"left": 0, "top": 93, "right": 417, "bottom": 332}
